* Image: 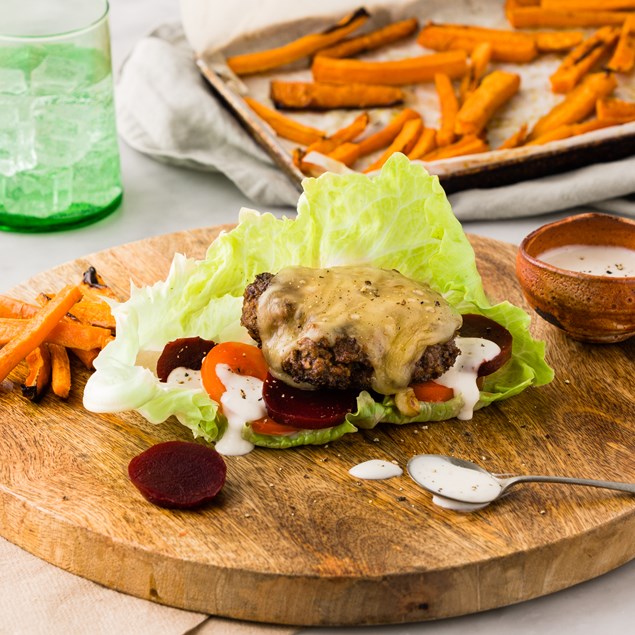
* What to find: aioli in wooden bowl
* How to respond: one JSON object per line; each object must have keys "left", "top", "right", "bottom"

{"left": 516, "top": 213, "right": 635, "bottom": 343}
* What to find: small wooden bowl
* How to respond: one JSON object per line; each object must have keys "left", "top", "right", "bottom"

{"left": 516, "top": 213, "right": 635, "bottom": 343}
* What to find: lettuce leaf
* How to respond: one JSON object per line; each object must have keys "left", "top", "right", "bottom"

{"left": 84, "top": 154, "right": 553, "bottom": 447}
{"left": 241, "top": 389, "right": 463, "bottom": 448}
{"left": 242, "top": 420, "right": 357, "bottom": 449}
{"left": 348, "top": 391, "right": 465, "bottom": 429}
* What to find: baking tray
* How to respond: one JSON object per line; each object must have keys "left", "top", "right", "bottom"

{"left": 195, "top": 0, "right": 635, "bottom": 195}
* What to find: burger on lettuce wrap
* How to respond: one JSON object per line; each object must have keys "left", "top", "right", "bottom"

{"left": 83, "top": 155, "right": 553, "bottom": 454}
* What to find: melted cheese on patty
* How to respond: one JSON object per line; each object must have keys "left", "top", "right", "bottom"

{"left": 256, "top": 265, "right": 462, "bottom": 394}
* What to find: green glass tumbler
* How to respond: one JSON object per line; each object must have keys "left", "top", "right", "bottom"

{"left": 0, "top": 0, "right": 122, "bottom": 232}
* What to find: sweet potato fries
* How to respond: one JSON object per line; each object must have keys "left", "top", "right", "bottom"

{"left": 225, "top": 3, "right": 635, "bottom": 176}
{"left": 226, "top": 8, "right": 370, "bottom": 75}
{"left": 316, "top": 18, "right": 419, "bottom": 59}
{"left": 270, "top": 81, "right": 404, "bottom": 110}
{"left": 0, "top": 268, "right": 117, "bottom": 401}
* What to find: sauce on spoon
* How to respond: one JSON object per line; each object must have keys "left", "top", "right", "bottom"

{"left": 407, "top": 454, "right": 502, "bottom": 511}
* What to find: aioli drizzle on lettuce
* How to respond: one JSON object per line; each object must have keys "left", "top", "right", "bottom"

{"left": 83, "top": 154, "right": 553, "bottom": 444}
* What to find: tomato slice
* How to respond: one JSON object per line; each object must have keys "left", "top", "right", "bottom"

{"left": 250, "top": 417, "right": 300, "bottom": 436}
{"left": 201, "top": 342, "right": 268, "bottom": 403}
{"left": 411, "top": 380, "right": 454, "bottom": 403}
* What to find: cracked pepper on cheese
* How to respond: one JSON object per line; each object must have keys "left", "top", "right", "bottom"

{"left": 256, "top": 265, "right": 462, "bottom": 395}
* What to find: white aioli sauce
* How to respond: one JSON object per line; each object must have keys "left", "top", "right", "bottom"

{"left": 156, "top": 331, "right": 500, "bottom": 458}
{"left": 165, "top": 367, "right": 202, "bottom": 388}
{"left": 349, "top": 459, "right": 403, "bottom": 480}
{"left": 435, "top": 336, "right": 501, "bottom": 420}
{"left": 431, "top": 495, "right": 490, "bottom": 512}
{"left": 408, "top": 455, "right": 502, "bottom": 506}
{"left": 538, "top": 244, "right": 635, "bottom": 277}
{"left": 214, "top": 364, "right": 265, "bottom": 456}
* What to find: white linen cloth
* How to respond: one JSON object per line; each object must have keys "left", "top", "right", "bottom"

{"left": 0, "top": 535, "right": 297, "bottom": 634}
{"left": 115, "top": 23, "right": 635, "bottom": 218}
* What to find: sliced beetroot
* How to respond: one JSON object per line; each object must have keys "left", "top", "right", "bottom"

{"left": 263, "top": 374, "right": 358, "bottom": 429}
{"left": 128, "top": 441, "right": 226, "bottom": 509}
{"left": 460, "top": 314, "right": 513, "bottom": 377}
{"left": 156, "top": 336, "right": 216, "bottom": 382}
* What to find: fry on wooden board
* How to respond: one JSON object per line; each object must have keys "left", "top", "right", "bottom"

{"left": 71, "top": 348, "right": 101, "bottom": 370}
{"left": 1, "top": 291, "right": 115, "bottom": 333}
{"left": 312, "top": 50, "right": 468, "bottom": 85}
{"left": 244, "top": 97, "right": 325, "bottom": 146}
{"left": 226, "top": 8, "right": 369, "bottom": 75}
{"left": 550, "top": 27, "right": 619, "bottom": 93}
{"left": 455, "top": 70, "right": 521, "bottom": 137}
{"left": 435, "top": 73, "right": 459, "bottom": 146}
{"left": 0, "top": 266, "right": 118, "bottom": 399}
{"left": 38, "top": 292, "right": 115, "bottom": 331}
{"left": 270, "top": 81, "right": 404, "bottom": 110}
{"left": 316, "top": 18, "right": 419, "bottom": 59}
{"left": 0, "top": 318, "right": 113, "bottom": 352}
{"left": 0, "top": 295, "right": 38, "bottom": 319}
{"left": 363, "top": 119, "right": 423, "bottom": 172}
{"left": 81, "top": 266, "right": 119, "bottom": 300}
{"left": 49, "top": 342, "right": 71, "bottom": 399}
{"left": 528, "top": 72, "right": 617, "bottom": 140}
{"left": 607, "top": 15, "right": 635, "bottom": 73}
{"left": 0, "top": 285, "right": 82, "bottom": 383}
{"left": 21, "top": 345, "right": 52, "bottom": 402}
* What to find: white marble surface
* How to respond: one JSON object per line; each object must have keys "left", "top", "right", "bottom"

{"left": 0, "top": 1, "right": 634, "bottom": 634}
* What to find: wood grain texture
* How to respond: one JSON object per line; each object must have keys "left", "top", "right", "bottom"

{"left": 0, "top": 227, "right": 633, "bottom": 626}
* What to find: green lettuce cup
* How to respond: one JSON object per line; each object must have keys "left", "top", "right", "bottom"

{"left": 84, "top": 154, "right": 553, "bottom": 446}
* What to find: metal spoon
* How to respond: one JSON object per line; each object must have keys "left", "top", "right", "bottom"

{"left": 407, "top": 454, "right": 635, "bottom": 511}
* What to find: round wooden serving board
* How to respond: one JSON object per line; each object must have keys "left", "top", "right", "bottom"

{"left": 1, "top": 227, "right": 634, "bottom": 626}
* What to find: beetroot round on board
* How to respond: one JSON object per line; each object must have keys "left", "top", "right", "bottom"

{"left": 128, "top": 441, "right": 226, "bottom": 509}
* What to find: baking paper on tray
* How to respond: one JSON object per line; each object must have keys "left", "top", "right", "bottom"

{"left": 196, "top": 0, "right": 635, "bottom": 174}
